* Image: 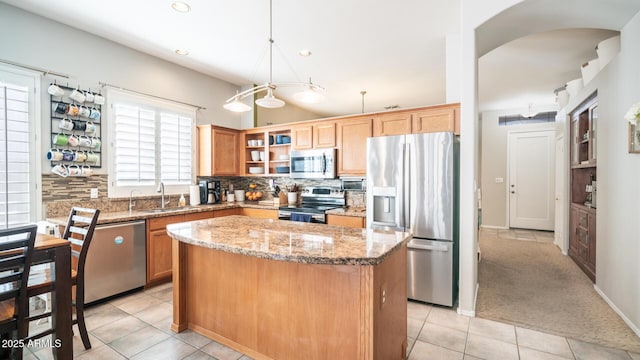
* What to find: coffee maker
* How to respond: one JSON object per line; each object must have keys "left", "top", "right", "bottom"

{"left": 199, "top": 180, "right": 221, "bottom": 204}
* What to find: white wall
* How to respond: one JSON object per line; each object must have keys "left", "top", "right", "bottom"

{"left": 591, "top": 11, "right": 640, "bottom": 335}
{"left": 0, "top": 2, "right": 243, "bottom": 176}
{"left": 480, "top": 107, "right": 556, "bottom": 228}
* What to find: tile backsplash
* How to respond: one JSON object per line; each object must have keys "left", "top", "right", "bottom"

{"left": 42, "top": 174, "right": 365, "bottom": 218}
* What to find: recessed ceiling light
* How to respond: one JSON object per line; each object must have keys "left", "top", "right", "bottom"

{"left": 175, "top": 49, "right": 189, "bottom": 55}
{"left": 171, "top": 1, "right": 191, "bottom": 12}
{"left": 298, "top": 49, "right": 312, "bottom": 57}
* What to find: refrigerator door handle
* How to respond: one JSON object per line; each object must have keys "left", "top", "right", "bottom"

{"left": 404, "top": 141, "right": 411, "bottom": 229}
{"left": 407, "top": 243, "right": 449, "bottom": 252}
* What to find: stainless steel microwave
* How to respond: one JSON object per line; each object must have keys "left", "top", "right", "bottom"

{"left": 289, "top": 148, "right": 337, "bottom": 179}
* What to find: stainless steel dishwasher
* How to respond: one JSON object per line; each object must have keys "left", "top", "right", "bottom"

{"left": 84, "top": 220, "right": 146, "bottom": 303}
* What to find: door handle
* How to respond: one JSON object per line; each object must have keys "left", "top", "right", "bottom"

{"left": 407, "top": 243, "right": 449, "bottom": 252}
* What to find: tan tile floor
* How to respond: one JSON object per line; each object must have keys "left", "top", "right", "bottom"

{"left": 23, "top": 281, "right": 640, "bottom": 359}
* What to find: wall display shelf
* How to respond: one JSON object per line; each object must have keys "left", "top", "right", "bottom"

{"left": 49, "top": 84, "right": 102, "bottom": 170}
{"left": 569, "top": 92, "right": 597, "bottom": 282}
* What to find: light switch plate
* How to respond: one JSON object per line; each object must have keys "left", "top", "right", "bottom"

{"left": 495, "top": 177, "right": 504, "bottom": 183}
{"left": 90, "top": 188, "right": 98, "bottom": 199}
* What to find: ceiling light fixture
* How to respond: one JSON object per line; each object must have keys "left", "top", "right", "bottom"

{"left": 521, "top": 103, "right": 538, "bottom": 119}
{"left": 171, "top": 1, "right": 191, "bottom": 12}
{"left": 223, "top": 0, "right": 324, "bottom": 112}
{"left": 175, "top": 49, "right": 189, "bottom": 55}
{"left": 360, "top": 90, "right": 367, "bottom": 113}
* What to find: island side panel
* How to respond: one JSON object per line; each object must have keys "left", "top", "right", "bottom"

{"left": 182, "top": 243, "right": 368, "bottom": 359}
{"left": 373, "top": 242, "right": 408, "bottom": 359}
{"left": 171, "top": 238, "right": 188, "bottom": 332}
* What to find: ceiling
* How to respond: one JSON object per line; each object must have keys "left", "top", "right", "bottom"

{"left": 2, "top": 0, "right": 638, "bottom": 117}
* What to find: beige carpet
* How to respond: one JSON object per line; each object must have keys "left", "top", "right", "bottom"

{"left": 476, "top": 228, "right": 640, "bottom": 353}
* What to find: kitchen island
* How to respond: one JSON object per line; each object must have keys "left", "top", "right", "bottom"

{"left": 167, "top": 215, "right": 410, "bottom": 360}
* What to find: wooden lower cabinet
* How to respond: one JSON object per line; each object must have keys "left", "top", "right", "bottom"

{"left": 568, "top": 204, "right": 596, "bottom": 281}
{"left": 336, "top": 116, "right": 373, "bottom": 176}
{"left": 326, "top": 214, "right": 365, "bottom": 228}
{"left": 239, "top": 208, "right": 278, "bottom": 219}
{"left": 146, "top": 211, "right": 215, "bottom": 286}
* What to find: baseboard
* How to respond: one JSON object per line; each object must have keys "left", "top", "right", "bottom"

{"left": 594, "top": 285, "right": 640, "bottom": 338}
{"left": 457, "top": 283, "right": 479, "bottom": 317}
{"left": 480, "top": 225, "right": 509, "bottom": 230}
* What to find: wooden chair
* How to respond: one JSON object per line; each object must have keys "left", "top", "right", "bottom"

{"left": 0, "top": 224, "right": 37, "bottom": 360}
{"left": 28, "top": 207, "right": 100, "bottom": 350}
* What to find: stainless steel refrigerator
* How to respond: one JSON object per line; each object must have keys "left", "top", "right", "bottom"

{"left": 366, "top": 132, "right": 459, "bottom": 306}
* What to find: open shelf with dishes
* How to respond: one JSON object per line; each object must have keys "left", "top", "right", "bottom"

{"left": 242, "top": 128, "right": 291, "bottom": 176}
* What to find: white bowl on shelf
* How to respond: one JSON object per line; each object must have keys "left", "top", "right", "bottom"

{"left": 248, "top": 166, "right": 264, "bottom": 174}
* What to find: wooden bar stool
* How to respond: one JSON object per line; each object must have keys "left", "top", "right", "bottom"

{"left": 28, "top": 207, "right": 99, "bottom": 350}
{"left": 0, "top": 224, "right": 37, "bottom": 360}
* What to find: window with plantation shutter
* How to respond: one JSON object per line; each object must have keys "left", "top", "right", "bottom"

{"left": 0, "top": 73, "right": 37, "bottom": 228}
{"left": 108, "top": 88, "right": 195, "bottom": 198}
{"left": 114, "top": 104, "right": 156, "bottom": 186}
{"left": 160, "top": 113, "right": 192, "bottom": 185}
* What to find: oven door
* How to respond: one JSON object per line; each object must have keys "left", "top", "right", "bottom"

{"left": 278, "top": 210, "right": 326, "bottom": 223}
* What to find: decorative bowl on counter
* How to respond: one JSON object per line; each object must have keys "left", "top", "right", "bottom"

{"left": 249, "top": 166, "right": 264, "bottom": 174}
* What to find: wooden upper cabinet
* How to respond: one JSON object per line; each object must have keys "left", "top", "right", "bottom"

{"left": 313, "top": 122, "right": 336, "bottom": 148}
{"left": 412, "top": 104, "right": 459, "bottom": 135}
{"left": 291, "top": 125, "right": 313, "bottom": 150}
{"left": 198, "top": 125, "right": 240, "bottom": 176}
{"left": 373, "top": 112, "right": 412, "bottom": 137}
{"left": 336, "top": 117, "right": 373, "bottom": 176}
{"left": 291, "top": 121, "right": 336, "bottom": 149}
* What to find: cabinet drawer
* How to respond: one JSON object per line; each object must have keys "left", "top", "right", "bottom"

{"left": 148, "top": 214, "right": 185, "bottom": 231}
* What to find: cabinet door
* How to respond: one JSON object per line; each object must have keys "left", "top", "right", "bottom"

{"left": 198, "top": 125, "right": 239, "bottom": 176}
{"left": 373, "top": 112, "right": 412, "bottom": 137}
{"left": 587, "top": 212, "right": 596, "bottom": 273}
{"left": 147, "top": 228, "right": 173, "bottom": 284}
{"left": 568, "top": 206, "right": 579, "bottom": 256}
{"left": 336, "top": 117, "right": 373, "bottom": 176}
{"left": 412, "top": 107, "right": 456, "bottom": 134}
{"left": 292, "top": 125, "right": 313, "bottom": 150}
{"left": 240, "top": 208, "right": 278, "bottom": 219}
{"left": 212, "top": 127, "right": 239, "bottom": 175}
{"left": 326, "top": 215, "right": 365, "bottom": 228}
{"left": 313, "top": 122, "right": 336, "bottom": 148}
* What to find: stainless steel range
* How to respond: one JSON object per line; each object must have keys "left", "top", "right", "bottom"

{"left": 278, "top": 186, "right": 345, "bottom": 223}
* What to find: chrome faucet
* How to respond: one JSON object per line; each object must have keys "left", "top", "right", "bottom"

{"left": 156, "top": 182, "right": 169, "bottom": 208}
{"left": 129, "top": 189, "right": 140, "bottom": 213}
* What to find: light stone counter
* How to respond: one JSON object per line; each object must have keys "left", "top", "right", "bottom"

{"left": 166, "top": 215, "right": 409, "bottom": 265}
{"left": 46, "top": 202, "right": 280, "bottom": 226}
{"left": 325, "top": 206, "right": 367, "bottom": 217}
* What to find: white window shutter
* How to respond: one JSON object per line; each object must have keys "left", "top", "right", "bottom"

{"left": 0, "top": 84, "right": 31, "bottom": 228}
{"left": 114, "top": 104, "right": 156, "bottom": 186}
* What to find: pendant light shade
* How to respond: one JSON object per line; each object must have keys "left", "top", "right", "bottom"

{"left": 255, "top": 88, "right": 285, "bottom": 108}
{"left": 223, "top": 97, "right": 252, "bottom": 112}
{"left": 223, "top": 0, "right": 324, "bottom": 112}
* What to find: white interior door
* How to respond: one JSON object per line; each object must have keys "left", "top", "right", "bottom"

{"left": 554, "top": 136, "right": 566, "bottom": 252}
{"left": 508, "top": 130, "right": 555, "bottom": 230}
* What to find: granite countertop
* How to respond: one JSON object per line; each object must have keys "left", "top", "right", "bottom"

{"left": 325, "top": 207, "right": 367, "bottom": 218}
{"left": 167, "top": 215, "right": 409, "bottom": 266}
{"left": 45, "top": 202, "right": 281, "bottom": 226}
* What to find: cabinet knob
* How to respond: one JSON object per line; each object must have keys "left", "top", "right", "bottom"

{"left": 511, "top": 191, "right": 515, "bottom": 194}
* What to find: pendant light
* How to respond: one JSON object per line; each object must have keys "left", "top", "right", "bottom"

{"left": 224, "top": 0, "right": 324, "bottom": 112}
{"left": 521, "top": 103, "right": 538, "bottom": 119}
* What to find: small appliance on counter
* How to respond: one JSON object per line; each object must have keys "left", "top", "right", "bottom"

{"left": 199, "top": 180, "right": 221, "bottom": 204}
